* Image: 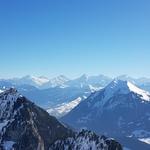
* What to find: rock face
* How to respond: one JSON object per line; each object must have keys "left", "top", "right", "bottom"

{"left": 49, "top": 130, "right": 122, "bottom": 150}
{"left": 0, "top": 88, "right": 72, "bottom": 150}
{"left": 0, "top": 88, "right": 122, "bottom": 150}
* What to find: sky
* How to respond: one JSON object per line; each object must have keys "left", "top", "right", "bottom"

{"left": 0, "top": 0, "right": 150, "bottom": 78}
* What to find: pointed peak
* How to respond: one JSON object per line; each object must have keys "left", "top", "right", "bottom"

{"left": 105, "top": 79, "right": 150, "bottom": 101}
{"left": 107, "top": 79, "right": 128, "bottom": 88}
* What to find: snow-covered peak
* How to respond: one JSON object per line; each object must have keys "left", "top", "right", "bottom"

{"left": 48, "top": 75, "right": 70, "bottom": 87}
{"left": 104, "top": 79, "right": 150, "bottom": 101}
{"left": 32, "top": 76, "right": 49, "bottom": 85}
{"left": 21, "top": 75, "right": 50, "bottom": 86}
{"left": 127, "top": 81, "right": 150, "bottom": 101}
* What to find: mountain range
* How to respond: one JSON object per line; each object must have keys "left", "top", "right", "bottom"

{"left": 0, "top": 88, "right": 122, "bottom": 150}
{"left": 1, "top": 74, "right": 150, "bottom": 90}
{"left": 1, "top": 74, "right": 150, "bottom": 118}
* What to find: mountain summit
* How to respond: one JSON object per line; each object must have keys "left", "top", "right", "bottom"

{"left": 104, "top": 79, "right": 150, "bottom": 102}
{"left": 62, "top": 79, "right": 150, "bottom": 149}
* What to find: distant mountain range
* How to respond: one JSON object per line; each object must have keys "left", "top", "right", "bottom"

{"left": 62, "top": 79, "right": 150, "bottom": 150}
{"left": 0, "top": 88, "right": 122, "bottom": 150}
{"left": 0, "top": 74, "right": 112, "bottom": 89}
{"left": 0, "top": 74, "right": 150, "bottom": 90}
{"left": 0, "top": 74, "right": 150, "bottom": 117}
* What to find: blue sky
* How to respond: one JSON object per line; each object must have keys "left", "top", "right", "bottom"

{"left": 0, "top": 0, "right": 150, "bottom": 78}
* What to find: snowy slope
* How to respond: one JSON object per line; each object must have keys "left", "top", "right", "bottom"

{"left": 41, "top": 75, "right": 70, "bottom": 89}
{"left": 15, "top": 75, "right": 50, "bottom": 87}
{"left": 47, "top": 97, "right": 84, "bottom": 118}
{"left": 62, "top": 79, "right": 150, "bottom": 150}
{"left": 66, "top": 74, "right": 112, "bottom": 89}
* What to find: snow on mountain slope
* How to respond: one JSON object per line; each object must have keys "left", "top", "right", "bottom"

{"left": 19, "top": 75, "right": 70, "bottom": 89}
{"left": 42, "top": 75, "right": 70, "bottom": 88}
{"left": 30, "top": 76, "right": 50, "bottom": 86}
{"left": 62, "top": 79, "right": 150, "bottom": 150}
{"left": 47, "top": 97, "right": 83, "bottom": 118}
{"left": 0, "top": 88, "right": 122, "bottom": 150}
{"left": 17, "top": 75, "right": 50, "bottom": 86}
{"left": 104, "top": 79, "right": 150, "bottom": 102}
{"left": 50, "top": 130, "right": 122, "bottom": 150}
{"left": 139, "top": 138, "right": 150, "bottom": 144}
{"left": 91, "top": 79, "right": 150, "bottom": 109}
{"left": 127, "top": 82, "right": 150, "bottom": 101}
{"left": 0, "top": 88, "right": 24, "bottom": 144}
{"left": 66, "top": 74, "right": 112, "bottom": 89}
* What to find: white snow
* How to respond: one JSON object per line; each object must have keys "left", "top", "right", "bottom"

{"left": 91, "top": 79, "right": 150, "bottom": 110}
{"left": 12, "top": 75, "right": 70, "bottom": 88}
{"left": 31, "top": 76, "right": 50, "bottom": 86}
{"left": 47, "top": 75, "right": 70, "bottom": 88}
{"left": 18, "top": 75, "right": 50, "bottom": 87}
{"left": 0, "top": 89, "right": 3, "bottom": 93}
{"left": 47, "top": 97, "right": 82, "bottom": 118}
{"left": 127, "top": 82, "right": 150, "bottom": 101}
{"left": 88, "top": 84, "right": 103, "bottom": 92}
{"left": 105, "top": 80, "right": 150, "bottom": 101}
{"left": 138, "top": 138, "right": 150, "bottom": 144}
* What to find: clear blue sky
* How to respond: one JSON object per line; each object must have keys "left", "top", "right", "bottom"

{"left": 0, "top": 0, "right": 150, "bottom": 78}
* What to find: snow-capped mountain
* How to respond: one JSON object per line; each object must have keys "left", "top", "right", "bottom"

{"left": 41, "top": 75, "right": 70, "bottom": 89}
{"left": 0, "top": 74, "right": 150, "bottom": 112}
{"left": 62, "top": 80, "right": 150, "bottom": 150}
{"left": 116, "top": 75, "right": 150, "bottom": 92}
{"left": 19, "top": 75, "right": 50, "bottom": 86}
{"left": 11, "top": 75, "right": 50, "bottom": 87}
{"left": 0, "top": 88, "right": 122, "bottom": 150}
{"left": 66, "top": 74, "right": 112, "bottom": 89}
{"left": 1, "top": 74, "right": 150, "bottom": 91}
{"left": 0, "top": 74, "right": 111, "bottom": 111}
{"left": 0, "top": 75, "right": 70, "bottom": 89}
